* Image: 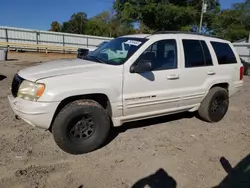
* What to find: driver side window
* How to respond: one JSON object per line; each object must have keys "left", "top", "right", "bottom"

{"left": 139, "top": 39, "right": 178, "bottom": 71}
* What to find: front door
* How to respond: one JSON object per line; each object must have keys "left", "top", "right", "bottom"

{"left": 123, "top": 38, "right": 182, "bottom": 116}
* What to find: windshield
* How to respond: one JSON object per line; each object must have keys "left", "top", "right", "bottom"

{"left": 97, "top": 41, "right": 109, "bottom": 48}
{"left": 84, "top": 37, "right": 148, "bottom": 65}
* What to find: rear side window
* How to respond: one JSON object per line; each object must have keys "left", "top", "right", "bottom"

{"left": 200, "top": 41, "right": 213, "bottom": 66}
{"left": 211, "top": 42, "right": 237, "bottom": 64}
{"left": 183, "top": 39, "right": 214, "bottom": 68}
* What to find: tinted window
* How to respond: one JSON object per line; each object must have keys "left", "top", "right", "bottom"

{"left": 200, "top": 41, "right": 213, "bottom": 66}
{"left": 183, "top": 40, "right": 205, "bottom": 68}
{"left": 211, "top": 42, "right": 237, "bottom": 64}
{"left": 139, "top": 39, "right": 177, "bottom": 70}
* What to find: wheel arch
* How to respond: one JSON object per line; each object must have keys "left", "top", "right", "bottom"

{"left": 202, "top": 82, "right": 229, "bottom": 102}
{"left": 210, "top": 83, "right": 229, "bottom": 91}
{"left": 48, "top": 93, "right": 112, "bottom": 131}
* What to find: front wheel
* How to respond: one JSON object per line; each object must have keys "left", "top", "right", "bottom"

{"left": 198, "top": 87, "right": 229, "bottom": 123}
{"left": 52, "top": 99, "right": 110, "bottom": 155}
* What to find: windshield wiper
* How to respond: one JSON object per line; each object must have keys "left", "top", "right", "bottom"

{"left": 88, "top": 55, "right": 107, "bottom": 64}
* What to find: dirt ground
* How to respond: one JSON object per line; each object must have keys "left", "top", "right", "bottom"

{"left": 0, "top": 51, "right": 249, "bottom": 188}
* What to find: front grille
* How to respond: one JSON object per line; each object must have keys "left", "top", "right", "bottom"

{"left": 11, "top": 74, "right": 24, "bottom": 97}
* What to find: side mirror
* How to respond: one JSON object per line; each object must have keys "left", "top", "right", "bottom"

{"left": 77, "top": 48, "right": 89, "bottom": 59}
{"left": 131, "top": 60, "right": 153, "bottom": 73}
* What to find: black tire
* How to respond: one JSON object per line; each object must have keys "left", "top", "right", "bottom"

{"left": 52, "top": 99, "right": 110, "bottom": 155}
{"left": 198, "top": 87, "right": 229, "bottom": 123}
{"left": 246, "top": 68, "right": 250, "bottom": 76}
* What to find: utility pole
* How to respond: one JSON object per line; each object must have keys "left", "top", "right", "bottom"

{"left": 199, "top": 0, "right": 207, "bottom": 33}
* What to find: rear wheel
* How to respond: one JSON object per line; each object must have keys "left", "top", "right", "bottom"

{"left": 52, "top": 99, "right": 110, "bottom": 155}
{"left": 198, "top": 87, "right": 229, "bottom": 123}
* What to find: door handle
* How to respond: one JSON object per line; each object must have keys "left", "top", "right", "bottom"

{"left": 207, "top": 71, "right": 216, "bottom": 75}
{"left": 167, "top": 74, "right": 179, "bottom": 80}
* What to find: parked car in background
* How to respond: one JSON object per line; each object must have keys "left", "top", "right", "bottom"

{"left": 97, "top": 41, "right": 109, "bottom": 48}
{"left": 240, "top": 58, "right": 250, "bottom": 76}
{"left": 77, "top": 48, "right": 90, "bottom": 59}
{"left": 77, "top": 41, "right": 109, "bottom": 59}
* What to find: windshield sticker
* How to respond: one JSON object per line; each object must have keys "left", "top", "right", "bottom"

{"left": 124, "top": 40, "right": 142, "bottom": 46}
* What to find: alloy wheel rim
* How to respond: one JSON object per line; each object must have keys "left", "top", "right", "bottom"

{"left": 210, "top": 96, "right": 228, "bottom": 116}
{"left": 68, "top": 114, "right": 95, "bottom": 141}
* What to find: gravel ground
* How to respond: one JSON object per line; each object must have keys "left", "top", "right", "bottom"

{"left": 0, "top": 52, "right": 249, "bottom": 188}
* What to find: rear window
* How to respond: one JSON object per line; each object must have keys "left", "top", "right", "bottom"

{"left": 211, "top": 42, "right": 237, "bottom": 64}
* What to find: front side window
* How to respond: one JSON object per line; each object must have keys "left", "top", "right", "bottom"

{"left": 84, "top": 37, "right": 148, "bottom": 65}
{"left": 136, "top": 39, "right": 178, "bottom": 71}
{"left": 211, "top": 42, "right": 237, "bottom": 64}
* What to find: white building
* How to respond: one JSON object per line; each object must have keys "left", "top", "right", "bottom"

{"left": 233, "top": 34, "right": 250, "bottom": 62}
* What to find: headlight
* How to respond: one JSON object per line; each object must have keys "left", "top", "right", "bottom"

{"left": 17, "top": 80, "right": 45, "bottom": 101}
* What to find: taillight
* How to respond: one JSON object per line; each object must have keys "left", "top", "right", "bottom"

{"left": 240, "top": 66, "right": 244, "bottom": 80}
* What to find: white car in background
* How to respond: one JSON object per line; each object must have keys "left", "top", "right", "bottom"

{"left": 77, "top": 41, "right": 110, "bottom": 59}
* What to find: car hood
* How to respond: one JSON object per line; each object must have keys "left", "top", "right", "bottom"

{"left": 18, "top": 58, "right": 115, "bottom": 82}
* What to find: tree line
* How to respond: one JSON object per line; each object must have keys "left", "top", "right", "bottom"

{"left": 50, "top": 0, "right": 250, "bottom": 42}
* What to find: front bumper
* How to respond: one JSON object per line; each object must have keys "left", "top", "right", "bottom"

{"left": 8, "top": 95, "right": 60, "bottom": 129}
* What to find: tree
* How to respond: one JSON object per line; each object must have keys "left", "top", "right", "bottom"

{"left": 48, "top": 0, "right": 249, "bottom": 41}
{"left": 212, "top": 0, "right": 250, "bottom": 41}
{"left": 50, "top": 21, "right": 61, "bottom": 32}
{"left": 57, "top": 12, "right": 88, "bottom": 34}
{"left": 61, "top": 22, "right": 74, "bottom": 33}
{"left": 85, "top": 10, "right": 136, "bottom": 37}
{"left": 113, "top": 0, "right": 220, "bottom": 31}
{"left": 68, "top": 12, "right": 88, "bottom": 34}
{"left": 85, "top": 13, "right": 109, "bottom": 36}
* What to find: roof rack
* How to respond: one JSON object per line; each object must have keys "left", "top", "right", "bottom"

{"left": 152, "top": 31, "right": 222, "bottom": 39}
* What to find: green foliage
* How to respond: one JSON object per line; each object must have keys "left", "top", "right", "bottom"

{"left": 50, "top": 21, "right": 61, "bottom": 32}
{"left": 213, "top": 0, "right": 250, "bottom": 41}
{"left": 49, "top": 11, "right": 135, "bottom": 37}
{"left": 114, "top": 0, "right": 220, "bottom": 31}
{"left": 55, "top": 12, "right": 87, "bottom": 34}
{"left": 85, "top": 12, "right": 110, "bottom": 37}
{"left": 49, "top": 0, "right": 250, "bottom": 42}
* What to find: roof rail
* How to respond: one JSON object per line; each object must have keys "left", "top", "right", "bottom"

{"left": 152, "top": 31, "right": 222, "bottom": 39}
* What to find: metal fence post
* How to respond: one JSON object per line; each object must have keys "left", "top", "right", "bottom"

{"left": 36, "top": 31, "right": 39, "bottom": 52}
{"left": 86, "top": 37, "right": 89, "bottom": 48}
{"left": 63, "top": 34, "right": 65, "bottom": 53}
{"left": 5, "top": 28, "right": 9, "bottom": 51}
{"left": 5, "top": 28, "right": 8, "bottom": 42}
{"left": 248, "top": 44, "right": 250, "bottom": 62}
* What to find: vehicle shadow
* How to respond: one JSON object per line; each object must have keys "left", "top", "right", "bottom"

{"left": 103, "top": 112, "right": 195, "bottom": 147}
{"left": 0, "top": 75, "right": 7, "bottom": 81}
{"left": 213, "top": 153, "right": 250, "bottom": 188}
{"left": 6, "top": 59, "right": 18, "bottom": 61}
{"left": 131, "top": 168, "right": 177, "bottom": 188}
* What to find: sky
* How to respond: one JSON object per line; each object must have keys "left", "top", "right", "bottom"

{"left": 0, "top": 0, "right": 246, "bottom": 30}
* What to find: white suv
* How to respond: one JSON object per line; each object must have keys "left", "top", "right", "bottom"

{"left": 8, "top": 32, "right": 244, "bottom": 155}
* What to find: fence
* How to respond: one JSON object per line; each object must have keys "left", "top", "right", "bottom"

{"left": 0, "top": 26, "right": 112, "bottom": 53}
{"left": 233, "top": 42, "right": 250, "bottom": 62}
{"left": 1, "top": 26, "right": 249, "bottom": 59}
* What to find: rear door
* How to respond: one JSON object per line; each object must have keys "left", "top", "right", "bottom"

{"left": 178, "top": 38, "right": 216, "bottom": 107}
{"left": 209, "top": 41, "right": 243, "bottom": 96}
